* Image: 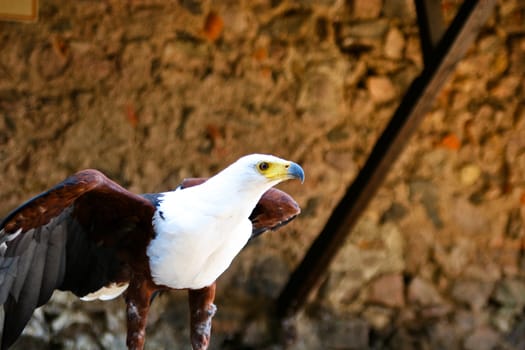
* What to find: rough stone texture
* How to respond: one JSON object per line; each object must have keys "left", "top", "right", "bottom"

{"left": 1, "top": 0, "right": 525, "bottom": 349}
{"left": 366, "top": 273, "right": 405, "bottom": 308}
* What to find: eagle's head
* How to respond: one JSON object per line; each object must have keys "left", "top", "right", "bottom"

{"left": 225, "top": 154, "right": 304, "bottom": 189}
{"left": 183, "top": 154, "right": 304, "bottom": 217}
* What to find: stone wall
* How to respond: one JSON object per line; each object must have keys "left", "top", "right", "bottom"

{"left": 1, "top": 0, "right": 524, "bottom": 349}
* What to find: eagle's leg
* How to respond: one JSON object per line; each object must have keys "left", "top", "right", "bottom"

{"left": 125, "top": 278, "right": 155, "bottom": 350}
{"left": 188, "top": 282, "right": 217, "bottom": 350}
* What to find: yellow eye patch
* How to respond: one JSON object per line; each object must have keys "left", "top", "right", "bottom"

{"left": 255, "top": 160, "right": 304, "bottom": 183}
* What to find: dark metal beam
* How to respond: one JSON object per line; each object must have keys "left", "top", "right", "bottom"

{"left": 416, "top": 0, "right": 446, "bottom": 65}
{"left": 276, "top": 0, "right": 496, "bottom": 320}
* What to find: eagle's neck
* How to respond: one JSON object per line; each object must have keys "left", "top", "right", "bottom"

{"left": 185, "top": 165, "right": 275, "bottom": 217}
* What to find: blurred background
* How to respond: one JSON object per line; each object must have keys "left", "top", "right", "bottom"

{"left": 0, "top": 0, "right": 524, "bottom": 349}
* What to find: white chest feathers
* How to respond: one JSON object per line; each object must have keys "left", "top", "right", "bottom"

{"left": 146, "top": 186, "right": 255, "bottom": 290}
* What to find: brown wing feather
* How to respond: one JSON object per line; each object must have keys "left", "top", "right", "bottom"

{"left": 0, "top": 169, "right": 156, "bottom": 349}
{"left": 179, "top": 177, "right": 300, "bottom": 238}
{"left": 1, "top": 170, "right": 104, "bottom": 234}
{"left": 249, "top": 186, "right": 300, "bottom": 238}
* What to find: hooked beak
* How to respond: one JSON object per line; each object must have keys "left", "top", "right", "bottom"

{"left": 286, "top": 162, "right": 305, "bottom": 184}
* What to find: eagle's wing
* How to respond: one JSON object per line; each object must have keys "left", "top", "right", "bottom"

{"left": 179, "top": 178, "right": 300, "bottom": 238}
{"left": 0, "top": 169, "right": 156, "bottom": 349}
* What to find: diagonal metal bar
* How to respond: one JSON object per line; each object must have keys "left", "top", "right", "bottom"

{"left": 415, "top": 0, "right": 446, "bottom": 65}
{"left": 276, "top": 0, "right": 496, "bottom": 320}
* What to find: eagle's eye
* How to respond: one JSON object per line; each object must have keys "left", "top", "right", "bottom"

{"left": 258, "top": 162, "right": 270, "bottom": 171}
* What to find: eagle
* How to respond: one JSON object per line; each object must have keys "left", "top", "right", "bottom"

{"left": 0, "top": 154, "right": 304, "bottom": 350}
